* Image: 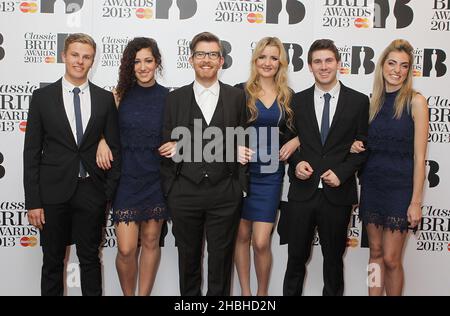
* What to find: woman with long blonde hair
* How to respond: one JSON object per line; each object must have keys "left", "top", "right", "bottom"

{"left": 234, "top": 37, "right": 300, "bottom": 296}
{"left": 352, "top": 39, "right": 428, "bottom": 295}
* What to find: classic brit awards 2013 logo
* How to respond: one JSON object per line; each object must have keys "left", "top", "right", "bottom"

{"left": 417, "top": 205, "right": 450, "bottom": 253}
{"left": 214, "top": 0, "right": 306, "bottom": 25}
{"left": 0, "top": 82, "right": 35, "bottom": 133}
{"left": 100, "top": 36, "right": 132, "bottom": 68}
{"left": 320, "top": 0, "right": 373, "bottom": 29}
{"left": 431, "top": 0, "right": 450, "bottom": 31}
{"left": 102, "top": 0, "right": 197, "bottom": 20}
{"left": 22, "top": 32, "right": 69, "bottom": 64}
{"left": 427, "top": 95, "right": 450, "bottom": 144}
{"left": 0, "top": 202, "right": 38, "bottom": 248}
{"left": 338, "top": 45, "right": 375, "bottom": 75}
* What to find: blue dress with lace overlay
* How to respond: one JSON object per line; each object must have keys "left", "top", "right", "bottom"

{"left": 112, "top": 83, "right": 169, "bottom": 223}
{"left": 359, "top": 90, "right": 414, "bottom": 232}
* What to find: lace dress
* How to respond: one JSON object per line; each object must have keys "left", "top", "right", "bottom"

{"left": 112, "top": 83, "right": 169, "bottom": 224}
{"left": 359, "top": 90, "right": 414, "bottom": 232}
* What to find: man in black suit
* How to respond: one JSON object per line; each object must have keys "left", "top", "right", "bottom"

{"left": 280, "top": 39, "right": 369, "bottom": 296}
{"left": 23, "top": 33, "right": 120, "bottom": 296}
{"left": 159, "top": 32, "right": 247, "bottom": 296}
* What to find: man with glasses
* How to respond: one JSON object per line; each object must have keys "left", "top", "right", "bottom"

{"left": 160, "top": 32, "right": 247, "bottom": 296}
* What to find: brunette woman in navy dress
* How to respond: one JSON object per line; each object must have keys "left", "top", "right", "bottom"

{"left": 96, "top": 38, "right": 169, "bottom": 296}
{"left": 352, "top": 39, "right": 428, "bottom": 296}
{"left": 234, "top": 37, "right": 300, "bottom": 296}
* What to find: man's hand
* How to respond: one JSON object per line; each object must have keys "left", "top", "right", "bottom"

{"left": 158, "top": 141, "right": 177, "bottom": 158}
{"left": 238, "top": 146, "right": 254, "bottom": 165}
{"left": 295, "top": 161, "right": 313, "bottom": 180}
{"left": 27, "top": 208, "right": 45, "bottom": 230}
{"left": 321, "top": 169, "right": 341, "bottom": 187}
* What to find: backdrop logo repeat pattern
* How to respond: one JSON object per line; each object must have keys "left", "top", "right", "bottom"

{"left": 413, "top": 48, "right": 447, "bottom": 78}
{"left": 427, "top": 95, "right": 450, "bottom": 144}
{"left": 338, "top": 45, "right": 375, "bottom": 75}
{"left": 373, "top": 0, "right": 414, "bottom": 29}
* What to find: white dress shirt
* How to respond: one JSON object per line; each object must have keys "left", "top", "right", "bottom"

{"left": 314, "top": 81, "right": 341, "bottom": 132}
{"left": 62, "top": 76, "right": 91, "bottom": 177}
{"left": 193, "top": 80, "right": 220, "bottom": 125}
{"left": 62, "top": 76, "right": 91, "bottom": 139}
{"left": 314, "top": 81, "right": 341, "bottom": 188}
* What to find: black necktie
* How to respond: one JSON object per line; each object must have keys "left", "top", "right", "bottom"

{"left": 73, "top": 87, "right": 87, "bottom": 178}
{"left": 321, "top": 93, "right": 331, "bottom": 145}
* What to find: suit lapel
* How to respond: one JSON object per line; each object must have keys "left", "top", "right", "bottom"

{"left": 54, "top": 79, "right": 78, "bottom": 148}
{"left": 81, "top": 81, "right": 97, "bottom": 145}
{"left": 327, "top": 82, "right": 346, "bottom": 139}
{"left": 305, "top": 86, "right": 322, "bottom": 145}
{"left": 219, "top": 82, "right": 231, "bottom": 127}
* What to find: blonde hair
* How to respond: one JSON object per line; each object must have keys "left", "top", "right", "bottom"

{"left": 370, "top": 39, "right": 417, "bottom": 122}
{"left": 63, "top": 33, "right": 96, "bottom": 55}
{"left": 245, "top": 37, "right": 294, "bottom": 131}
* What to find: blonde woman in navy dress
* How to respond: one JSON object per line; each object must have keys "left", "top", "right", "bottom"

{"left": 234, "top": 37, "right": 300, "bottom": 296}
{"left": 96, "top": 38, "right": 169, "bottom": 296}
{"left": 352, "top": 39, "right": 428, "bottom": 296}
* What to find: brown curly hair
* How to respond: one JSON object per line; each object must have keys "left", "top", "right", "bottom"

{"left": 115, "top": 37, "right": 163, "bottom": 102}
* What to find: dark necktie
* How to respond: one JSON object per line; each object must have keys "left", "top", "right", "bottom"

{"left": 321, "top": 93, "right": 331, "bottom": 145}
{"left": 73, "top": 87, "right": 87, "bottom": 178}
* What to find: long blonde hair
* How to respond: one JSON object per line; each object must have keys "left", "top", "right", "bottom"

{"left": 370, "top": 39, "right": 417, "bottom": 122}
{"left": 245, "top": 37, "right": 294, "bottom": 131}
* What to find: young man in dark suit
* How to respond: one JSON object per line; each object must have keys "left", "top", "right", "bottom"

{"left": 159, "top": 32, "right": 247, "bottom": 296}
{"left": 280, "top": 39, "right": 369, "bottom": 296}
{"left": 23, "top": 33, "right": 121, "bottom": 296}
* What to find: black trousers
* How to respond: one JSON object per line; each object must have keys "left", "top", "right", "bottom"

{"left": 283, "top": 189, "right": 352, "bottom": 296}
{"left": 40, "top": 178, "right": 107, "bottom": 296}
{"left": 168, "top": 175, "right": 242, "bottom": 296}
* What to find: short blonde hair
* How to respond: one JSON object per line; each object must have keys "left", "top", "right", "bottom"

{"left": 64, "top": 33, "right": 96, "bottom": 55}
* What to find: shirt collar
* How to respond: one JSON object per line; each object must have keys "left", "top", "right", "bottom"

{"left": 62, "top": 76, "right": 89, "bottom": 93}
{"left": 314, "top": 81, "right": 340, "bottom": 99}
{"left": 193, "top": 80, "right": 220, "bottom": 97}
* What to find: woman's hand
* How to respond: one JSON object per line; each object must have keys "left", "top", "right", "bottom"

{"left": 238, "top": 146, "right": 254, "bottom": 165}
{"left": 159, "top": 141, "right": 177, "bottom": 158}
{"left": 280, "top": 137, "right": 300, "bottom": 161}
{"left": 350, "top": 140, "right": 366, "bottom": 154}
{"left": 96, "top": 138, "right": 113, "bottom": 170}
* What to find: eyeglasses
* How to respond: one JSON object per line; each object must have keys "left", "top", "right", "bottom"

{"left": 193, "top": 51, "right": 221, "bottom": 60}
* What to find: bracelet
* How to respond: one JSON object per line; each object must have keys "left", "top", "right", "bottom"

{"left": 410, "top": 201, "right": 422, "bottom": 206}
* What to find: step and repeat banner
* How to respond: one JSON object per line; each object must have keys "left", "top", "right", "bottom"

{"left": 0, "top": 0, "right": 449, "bottom": 295}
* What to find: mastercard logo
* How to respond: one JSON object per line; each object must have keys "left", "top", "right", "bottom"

{"left": 340, "top": 67, "right": 350, "bottom": 75}
{"left": 19, "top": 121, "right": 27, "bottom": 132}
{"left": 135, "top": 8, "right": 153, "bottom": 19}
{"left": 354, "top": 18, "right": 369, "bottom": 28}
{"left": 45, "top": 56, "right": 56, "bottom": 64}
{"left": 413, "top": 69, "right": 422, "bottom": 77}
{"left": 20, "top": 2, "right": 38, "bottom": 13}
{"left": 247, "top": 13, "right": 264, "bottom": 24}
{"left": 346, "top": 238, "right": 359, "bottom": 248}
{"left": 447, "top": 243, "right": 450, "bottom": 252}
{"left": 20, "top": 236, "right": 38, "bottom": 247}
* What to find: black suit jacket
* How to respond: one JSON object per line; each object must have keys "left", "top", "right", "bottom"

{"left": 161, "top": 81, "right": 248, "bottom": 196}
{"left": 287, "top": 82, "right": 369, "bottom": 206}
{"left": 23, "top": 79, "right": 121, "bottom": 210}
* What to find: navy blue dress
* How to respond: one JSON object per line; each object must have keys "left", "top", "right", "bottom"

{"left": 112, "top": 83, "right": 169, "bottom": 224}
{"left": 242, "top": 100, "right": 285, "bottom": 223}
{"left": 359, "top": 90, "right": 414, "bottom": 232}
